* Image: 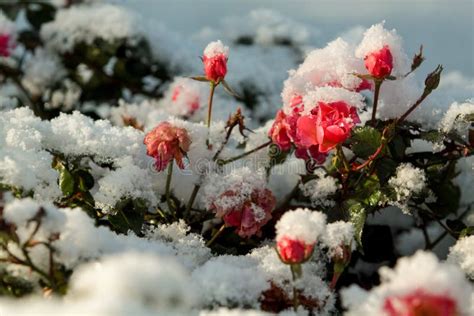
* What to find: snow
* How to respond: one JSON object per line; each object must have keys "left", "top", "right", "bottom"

{"left": 300, "top": 169, "right": 339, "bottom": 207}
{"left": 447, "top": 235, "right": 474, "bottom": 279}
{"left": 342, "top": 251, "right": 473, "bottom": 316}
{"left": 204, "top": 40, "right": 229, "bottom": 58}
{"left": 388, "top": 163, "right": 427, "bottom": 214}
{"left": 355, "top": 22, "right": 410, "bottom": 77}
{"left": 41, "top": 3, "right": 143, "bottom": 53}
{"left": 275, "top": 208, "right": 327, "bottom": 244}
{"left": 321, "top": 221, "right": 355, "bottom": 259}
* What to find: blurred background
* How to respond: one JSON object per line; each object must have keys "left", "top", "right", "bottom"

{"left": 117, "top": 0, "right": 474, "bottom": 76}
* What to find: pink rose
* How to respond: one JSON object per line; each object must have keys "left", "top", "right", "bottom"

{"left": 144, "top": 122, "right": 191, "bottom": 171}
{"left": 268, "top": 110, "right": 294, "bottom": 151}
{"left": 203, "top": 54, "right": 227, "bottom": 83}
{"left": 296, "top": 101, "right": 360, "bottom": 153}
{"left": 276, "top": 236, "right": 314, "bottom": 264}
{"left": 212, "top": 188, "right": 276, "bottom": 238}
{"left": 384, "top": 290, "right": 458, "bottom": 316}
{"left": 0, "top": 33, "right": 14, "bottom": 57}
{"left": 364, "top": 45, "right": 393, "bottom": 79}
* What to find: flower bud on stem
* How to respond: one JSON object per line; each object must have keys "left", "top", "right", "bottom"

{"left": 290, "top": 263, "right": 303, "bottom": 311}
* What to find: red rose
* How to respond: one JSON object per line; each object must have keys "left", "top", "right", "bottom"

{"left": 364, "top": 45, "right": 393, "bottom": 79}
{"left": 276, "top": 236, "right": 314, "bottom": 264}
{"left": 296, "top": 101, "right": 360, "bottom": 153}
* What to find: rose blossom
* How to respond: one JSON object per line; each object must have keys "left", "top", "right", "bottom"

{"left": 203, "top": 40, "right": 229, "bottom": 83}
{"left": 211, "top": 188, "right": 276, "bottom": 238}
{"left": 384, "top": 290, "right": 458, "bottom": 316}
{"left": 144, "top": 122, "right": 191, "bottom": 172}
{"left": 364, "top": 45, "right": 393, "bottom": 79}
{"left": 276, "top": 236, "right": 314, "bottom": 264}
{"left": 296, "top": 101, "right": 360, "bottom": 153}
{"left": 268, "top": 110, "right": 294, "bottom": 151}
{"left": 275, "top": 208, "right": 327, "bottom": 264}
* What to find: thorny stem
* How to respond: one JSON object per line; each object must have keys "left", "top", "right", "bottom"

{"left": 219, "top": 140, "right": 272, "bottom": 165}
{"left": 205, "top": 223, "right": 226, "bottom": 247}
{"left": 371, "top": 80, "right": 382, "bottom": 125}
{"left": 185, "top": 184, "right": 200, "bottom": 217}
{"left": 165, "top": 162, "right": 174, "bottom": 212}
{"left": 397, "top": 91, "right": 430, "bottom": 124}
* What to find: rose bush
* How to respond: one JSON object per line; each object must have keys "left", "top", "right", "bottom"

{"left": 0, "top": 1, "right": 472, "bottom": 315}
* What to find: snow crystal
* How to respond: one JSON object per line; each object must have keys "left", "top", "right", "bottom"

{"left": 281, "top": 38, "right": 366, "bottom": 107}
{"left": 321, "top": 221, "right": 355, "bottom": 259}
{"left": 388, "top": 163, "right": 427, "bottom": 214}
{"left": 275, "top": 208, "right": 327, "bottom": 244}
{"left": 447, "top": 235, "right": 474, "bottom": 279}
{"left": 355, "top": 22, "right": 410, "bottom": 76}
{"left": 203, "top": 40, "right": 229, "bottom": 58}
{"left": 145, "top": 220, "right": 211, "bottom": 269}
{"left": 439, "top": 100, "right": 474, "bottom": 138}
{"left": 201, "top": 167, "right": 267, "bottom": 210}
{"left": 300, "top": 169, "right": 339, "bottom": 207}
{"left": 343, "top": 251, "right": 473, "bottom": 316}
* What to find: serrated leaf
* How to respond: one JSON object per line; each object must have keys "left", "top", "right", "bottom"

{"left": 419, "top": 130, "right": 443, "bottom": 143}
{"left": 59, "top": 168, "right": 74, "bottom": 197}
{"left": 351, "top": 126, "right": 382, "bottom": 159}
{"left": 347, "top": 201, "right": 367, "bottom": 248}
{"left": 388, "top": 134, "right": 407, "bottom": 160}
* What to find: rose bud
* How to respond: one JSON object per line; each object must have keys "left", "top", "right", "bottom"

{"left": 276, "top": 236, "right": 314, "bottom": 264}
{"left": 144, "top": 122, "right": 191, "bottom": 172}
{"left": 275, "top": 208, "right": 327, "bottom": 264}
{"left": 364, "top": 45, "right": 393, "bottom": 79}
{"left": 203, "top": 40, "right": 229, "bottom": 83}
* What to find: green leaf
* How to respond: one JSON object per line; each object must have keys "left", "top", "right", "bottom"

{"left": 351, "top": 126, "right": 382, "bottom": 159}
{"left": 428, "top": 181, "right": 460, "bottom": 216}
{"left": 419, "top": 130, "right": 443, "bottom": 143}
{"left": 59, "top": 168, "right": 74, "bottom": 197}
{"left": 76, "top": 170, "right": 95, "bottom": 192}
{"left": 460, "top": 227, "right": 474, "bottom": 238}
{"left": 26, "top": 3, "right": 56, "bottom": 30}
{"left": 388, "top": 134, "right": 407, "bottom": 160}
{"left": 375, "top": 157, "right": 397, "bottom": 184}
{"left": 347, "top": 200, "right": 367, "bottom": 248}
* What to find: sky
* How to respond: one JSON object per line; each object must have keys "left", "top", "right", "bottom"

{"left": 115, "top": 0, "right": 474, "bottom": 77}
